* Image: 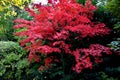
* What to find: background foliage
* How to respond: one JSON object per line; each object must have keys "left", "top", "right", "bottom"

{"left": 105, "top": 0, "right": 120, "bottom": 19}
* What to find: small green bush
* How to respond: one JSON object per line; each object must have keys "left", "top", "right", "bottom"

{"left": 0, "top": 41, "right": 30, "bottom": 80}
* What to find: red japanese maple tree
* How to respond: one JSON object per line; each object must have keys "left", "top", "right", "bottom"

{"left": 14, "top": 0, "right": 112, "bottom": 73}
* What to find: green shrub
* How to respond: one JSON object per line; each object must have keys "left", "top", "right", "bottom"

{"left": 0, "top": 41, "right": 30, "bottom": 80}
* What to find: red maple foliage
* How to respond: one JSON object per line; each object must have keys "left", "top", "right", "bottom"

{"left": 14, "top": 0, "right": 112, "bottom": 73}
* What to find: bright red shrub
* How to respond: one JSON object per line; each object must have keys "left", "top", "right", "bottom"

{"left": 14, "top": 0, "right": 112, "bottom": 73}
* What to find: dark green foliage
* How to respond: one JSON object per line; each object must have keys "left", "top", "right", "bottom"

{"left": 94, "top": 6, "right": 117, "bottom": 28}
{"left": 0, "top": 15, "right": 15, "bottom": 41}
{"left": 100, "top": 72, "right": 118, "bottom": 80}
{"left": 76, "top": 0, "right": 86, "bottom": 4}
{"left": 105, "top": 0, "right": 120, "bottom": 19}
{"left": 76, "top": 0, "right": 98, "bottom": 5}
